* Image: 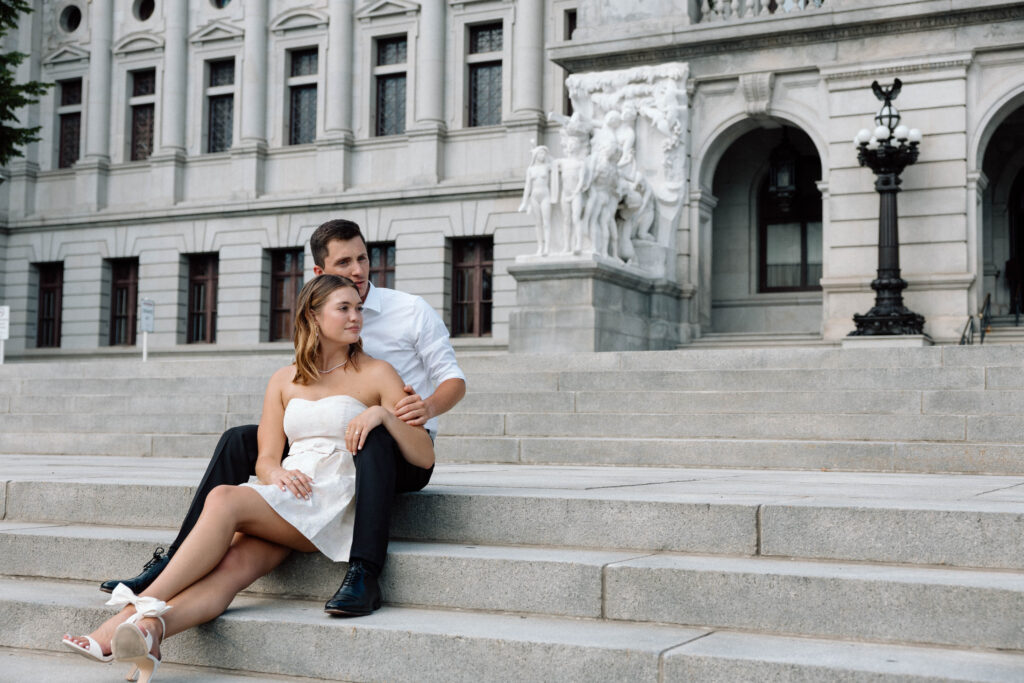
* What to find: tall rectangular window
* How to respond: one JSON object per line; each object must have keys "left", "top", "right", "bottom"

{"left": 57, "top": 78, "right": 82, "bottom": 168}
{"left": 368, "top": 242, "right": 396, "bottom": 289}
{"left": 451, "top": 238, "right": 492, "bottom": 337}
{"left": 206, "top": 59, "right": 235, "bottom": 153}
{"left": 467, "top": 23, "right": 502, "bottom": 127}
{"left": 108, "top": 258, "right": 139, "bottom": 346}
{"left": 269, "top": 248, "right": 304, "bottom": 342}
{"left": 35, "top": 262, "right": 64, "bottom": 348}
{"left": 758, "top": 155, "right": 823, "bottom": 292}
{"left": 187, "top": 253, "right": 218, "bottom": 343}
{"left": 129, "top": 68, "right": 156, "bottom": 161}
{"left": 374, "top": 35, "right": 407, "bottom": 136}
{"left": 288, "top": 48, "right": 318, "bottom": 145}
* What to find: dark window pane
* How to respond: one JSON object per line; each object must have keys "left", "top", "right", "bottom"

{"left": 60, "top": 78, "right": 82, "bottom": 106}
{"left": 368, "top": 242, "right": 396, "bottom": 290}
{"left": 290, "top": 48, "right": 318, "bottom": 77}
{"left": 376, "top": 74, "right": 406, "bottom": 136}
{"left": 469, "top": 23, "right": 503, "bottom": 53}
{"left": 270, "top": 248, "right": 304, "bottom": 342}
{"left": 35, "top": 262, "right": 63, "bottom": 348}
{"left": 209, "top": 59, "right": 235, "bottom": 87}
{"left": 131, "top": 104, "right": 154, "bottom": 161}
{"left": 289, "top": 85, "right": 317, "bottom": 145}
{"left": 109, "top": 258, "right": 138, "bottom": 346}
{"left": 451, "top": 238, "right": 493, "bottom": 337}
{"left": 59, "top": 112, "right": 81, "bottom": 168}
{"left": 188, "top": 254, "right": 218, "bottom": 343}
{"left": 469, "top": 63, "right": 501, "bottom": 127}
{"left": 377, "top": 36, "right": 407, "bottom": 66}
{"left": 132, "top": 69, "right": 156, "bottom": 97}
{"left": 208, "top": 94, "right": 233, "bottom": 152}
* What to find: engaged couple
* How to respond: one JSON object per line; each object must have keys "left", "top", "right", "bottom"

{"left": 62, "top": 219, "right": 466, "bottom": 682}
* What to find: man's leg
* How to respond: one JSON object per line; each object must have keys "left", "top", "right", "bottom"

{"left": 99, "top": 424, "right": 262, "bottom": 593}
{"left": 324, "top": 426, "right": 433, "bottom": 616}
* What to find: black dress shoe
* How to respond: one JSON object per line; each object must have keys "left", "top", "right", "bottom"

{"left": 324, "top": 560, "right": 382, "bottom": 616}
{"left": 99, "top": 547, "right": 170, "bottom": 594}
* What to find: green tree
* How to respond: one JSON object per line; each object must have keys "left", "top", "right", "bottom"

{"left": 0, "top": 0, "right": 50, "bottom": 170}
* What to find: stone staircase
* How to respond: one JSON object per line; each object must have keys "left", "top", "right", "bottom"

{"left": 1, "top": 345, "right": 1024, "bottom": 681}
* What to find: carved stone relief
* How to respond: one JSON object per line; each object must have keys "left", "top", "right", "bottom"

{"left": 518, "top": 62, "right": 689, "bottom": 280}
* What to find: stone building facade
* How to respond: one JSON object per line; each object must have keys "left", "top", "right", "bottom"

{"left": 1, "top": 0, "right": 1023, "bottom": 356}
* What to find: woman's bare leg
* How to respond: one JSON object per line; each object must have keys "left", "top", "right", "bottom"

{"left": 131, "top": 534, "right": 294, "bottom": 661}
{"left": 68, "top": 485, "right": 315, "bottom": 652}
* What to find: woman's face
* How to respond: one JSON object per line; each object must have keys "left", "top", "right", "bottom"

{"left": 314, "top": 286, "right": 363, "bottom": 345}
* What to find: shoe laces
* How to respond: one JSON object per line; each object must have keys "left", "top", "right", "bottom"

{"left": 143, "top": 547, "right": 166, "bottom": 570}
{"left": 341, "top": 563, "right": 366, "bottom": 587}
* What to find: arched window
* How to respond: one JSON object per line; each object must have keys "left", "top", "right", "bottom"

{"left": 758, "top": 131, "right": 822, "bottom": 292}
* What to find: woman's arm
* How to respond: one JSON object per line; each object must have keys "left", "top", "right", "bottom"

{"left": 255, "top": 366, "right": 312, "bottom": 498}
{"left": 346, "top": 361, "right": 435, "bottom": 469}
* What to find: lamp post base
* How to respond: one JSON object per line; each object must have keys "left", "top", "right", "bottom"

{"left": 849, "top": 306, "right": 925, "bottom": 336}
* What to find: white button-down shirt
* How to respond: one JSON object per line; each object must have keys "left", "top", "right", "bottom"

{"left": 360, "top": 282, "right": 465, "bottom": 434}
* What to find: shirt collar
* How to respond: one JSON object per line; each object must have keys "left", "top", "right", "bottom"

{"left": 362, "top": 281, "right": 383, "bottom": 313}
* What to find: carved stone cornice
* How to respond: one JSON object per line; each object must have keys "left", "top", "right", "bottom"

{"left": 550, "top": 5, "right": 1024, "bottom": 73}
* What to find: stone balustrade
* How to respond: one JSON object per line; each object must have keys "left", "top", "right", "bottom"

{"left": 700, "top": 0, "right": 825, "bottom": 22}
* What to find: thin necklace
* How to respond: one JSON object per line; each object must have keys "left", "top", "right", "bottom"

{"left": 319, "top": 358, "right": 348, "bottom": 374}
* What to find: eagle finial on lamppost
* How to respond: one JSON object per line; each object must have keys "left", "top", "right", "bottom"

{"left": 849, "top": 79, "right": 925, "bottom": 336}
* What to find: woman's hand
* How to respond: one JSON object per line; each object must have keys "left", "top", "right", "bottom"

{"left": 270, "top": 466, "right": 313, "bottom": 500}
{"left": 345, "top": 406, "right": 387, "bottom": 454}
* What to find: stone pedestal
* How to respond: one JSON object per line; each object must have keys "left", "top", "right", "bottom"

{"left": 508, "top": 255, "right": 686, "bottom": 352}
{"left": 841, "top": 334, "right": 933, "bottom": 349}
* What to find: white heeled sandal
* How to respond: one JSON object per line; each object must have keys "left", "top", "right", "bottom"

{"left": 105, "top": 583, "right": 172, "bottom": 683}
{"left": 61, "top": 632, "right": 113, "bottom": 663}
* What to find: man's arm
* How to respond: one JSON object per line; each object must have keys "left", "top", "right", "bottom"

{"left": 395, "top": 377, "right": 466, "bottom": 426}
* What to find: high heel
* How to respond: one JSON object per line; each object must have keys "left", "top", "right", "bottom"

{"left": 105, "top": 583, "right": 171, "bottom": 683}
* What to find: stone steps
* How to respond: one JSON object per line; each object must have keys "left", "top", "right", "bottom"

{"left": 5, "top": 578, "right": 1024, "bottom": 682}
{"left": 3, "top": 520, "right": 1024, "bottom": 649}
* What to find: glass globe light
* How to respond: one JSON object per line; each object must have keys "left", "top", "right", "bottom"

{"left": 893, "top": 125, "right": 909, "bottom": 141}
{"left": 856, "top": 128, "right": 872, "bottom": 144}
{"left": 867, "top": 137, "right": 879, "bottom": 150}
{"left": 874, "top": 125, "right": 891, "bottom": 140}
{"left": 908, "top": 128, "right": 922, "bottom": 143}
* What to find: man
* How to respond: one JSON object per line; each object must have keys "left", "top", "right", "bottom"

{"left": 100, "top": 219, "right": 466, "bottom": 616}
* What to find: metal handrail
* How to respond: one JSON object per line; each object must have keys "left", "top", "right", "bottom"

{"left": 959, "top": 294, "right": 992, "bottom": 345}
{"left": 980, "top": 293, "right": 992, "bottom": 345}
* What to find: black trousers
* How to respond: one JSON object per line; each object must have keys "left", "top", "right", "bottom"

{"left": 168, "top": 424, "right": 433, "bottom": 570}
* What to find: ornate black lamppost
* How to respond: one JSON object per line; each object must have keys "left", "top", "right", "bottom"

{"left": 849, "top": 79, "right": 925, "bottom": 336}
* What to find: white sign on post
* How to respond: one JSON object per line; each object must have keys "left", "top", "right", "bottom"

{"left": 0, "top": 305, "right": 9, "bottom": 365}
{"left": 139, "top": 299, "right": 155, "bottom": 361}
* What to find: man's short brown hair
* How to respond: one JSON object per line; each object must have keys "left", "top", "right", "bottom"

{"left": 310, "top": 219, "right": 365, "bottom": 268}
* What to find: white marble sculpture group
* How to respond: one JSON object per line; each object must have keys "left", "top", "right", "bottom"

{"left": 519, "top": 63, "right": 689, "bottom": 278}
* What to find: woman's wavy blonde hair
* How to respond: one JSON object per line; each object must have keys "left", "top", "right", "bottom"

{"left": 293, "top": 274, "right": 363, "bottom": 385}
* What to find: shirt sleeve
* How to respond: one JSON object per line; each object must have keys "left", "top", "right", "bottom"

{"left": 413, "top": 296, "right": 466, "bottom": 387}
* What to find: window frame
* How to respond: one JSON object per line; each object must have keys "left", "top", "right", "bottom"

{"left": 128, "top": 67, "right": 157, "bottom": 161}
{"left": 367, "top": 241, "right": 396, "bottom": 289}
{"left": 34, "top": 262, "right": 64, "bottom": 348}
{"left": 372, "top": 34, "right": 408, "bottom": 137}
{"left": 187, "top": 253, "right": 219, "bottom": 344}
{"left": 268, "top": 248, "right": 304, "bottom": 342}
{"left": 286, "top": 47, "right": 319, "bottom": 146}
{"left": 204, "top": 57, "right": 236, "bottom": 154}
{"left": 451, "top": 237, "right": 493, "bottom": 338}
{"left": 108, "top": 258, "right": 139, "bottom": 346}
{"left": 56, "top": 77, "right": 83, "bottom": 169}
{"left": 757, "top": 155, "right": 823, "bottom": 293}
{"left": 465, "top": 21, "right": 503, "bottom": 128}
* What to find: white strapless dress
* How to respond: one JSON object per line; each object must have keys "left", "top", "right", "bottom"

{"left": 242, "top": 394, "right": 364, "bottom": 562}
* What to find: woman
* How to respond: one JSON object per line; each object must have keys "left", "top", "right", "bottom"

{"left": 62, "top": 274, "right": 434, "bottom": 682}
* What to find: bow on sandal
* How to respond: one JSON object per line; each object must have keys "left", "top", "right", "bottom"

{"left": 106, "top": 583, "right": 173, "bottom": 683}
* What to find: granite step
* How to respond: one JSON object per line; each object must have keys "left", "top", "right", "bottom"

{"left": 2, "top": 578, "right": 1022, "bottom": 683}
{"left": 3, "top": 459, "right": 1023, "bottom": 570}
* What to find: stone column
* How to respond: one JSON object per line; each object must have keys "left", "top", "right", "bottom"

{"left": 152, "top": 0, "right": 188, "bottom": 203}
{"left": 235, "top": 0, "right": 268, "bottom": 197}
{"left": 512, "top": 0, "right": 543, "bottom": 117}
{"left": 77, "top": 0, "right": 113, "bottom": 210}
{"left": 318, "top": 0, "right": 354, "bottom": 191}
{"left": 967, "top": 171, "right": 989, "bottom": 315}
{"left": 405, "top": 0, "right": 446, "bottom": 184}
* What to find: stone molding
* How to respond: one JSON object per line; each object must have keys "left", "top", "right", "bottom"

{"left": 269, "top": 8, "right": 329, "bottom": 35}
{"left": 112, "top": 32, "right": 164, "bottom": 55}
{"left": 822, "top": 54, "right": 974, "bottom": 83}
{"left": 189, "top": 20, "right": 244, "bottom": 45}
{"left": 821, "top": 272, "right": 976, "bottom": 293}
{"left": 356, "top": 0, "right": 421, "bottom": 22}
{"left": 739, "top": 72, "right": 774, "bottom": 118}
{"left": 42, "top": 45, "right": 89, "bottom": 65}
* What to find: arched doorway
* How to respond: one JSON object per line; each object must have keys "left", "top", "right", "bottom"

{"left": 981, "top": 105, "right": 1024, "bottom": 321}
{"left": 709, "top": 123, "right": 823, "bottom": 335}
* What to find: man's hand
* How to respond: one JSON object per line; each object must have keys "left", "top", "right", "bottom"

{"left": 394, "top": 384, "right": 430, "bottom": 426}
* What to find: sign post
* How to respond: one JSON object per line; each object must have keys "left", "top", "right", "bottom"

{"left": 0, "top": 306, "right": 9, "bottom": 365}
{"left": 139, "top": 298, "right": 155, "bottom": 362}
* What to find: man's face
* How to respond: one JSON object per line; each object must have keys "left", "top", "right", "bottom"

{"left": 313, "top": 237, "right": 370, "bottom": 300}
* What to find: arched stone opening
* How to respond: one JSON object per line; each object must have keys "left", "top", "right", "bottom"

{"left": 980, "top": 104, "right": 1024, "bottom": 321}
{"left": 707, "top": 122, "right": 823, "bottom": 335}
